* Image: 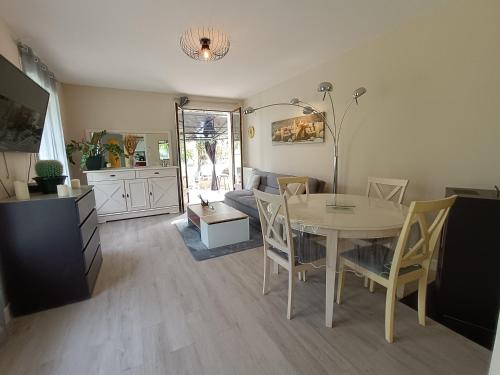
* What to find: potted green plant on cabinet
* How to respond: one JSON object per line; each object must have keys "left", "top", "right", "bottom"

{"left": 66, "top": 130, "right": 125, "bottom": 171}
{"left": 33, "top": 160, "right": 67, "bottom": 193}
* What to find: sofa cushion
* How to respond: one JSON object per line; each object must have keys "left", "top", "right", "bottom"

{"left": 341, "top": 244, "right": 421, "bottom": 278}
{"left": 249, "top": 174, "right": 261, "bottom": 190}
{"left": 252, "top": 169, "right": 324, "bottom": 194}
{"left": 252, "top": 169, "right": 292, "bottom": 195}
{"left": 224, "top": 189, "right": 254, "bottom": 200}
{"left": 224, "top": 190, "right": 259, "bottom": 218}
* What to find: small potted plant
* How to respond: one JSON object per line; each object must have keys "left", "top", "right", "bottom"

{"left": 66, "top": 130, "right": 126, "bottom": 171}
{"left": 33, "top": 160, "right": 67, "bottom": 194}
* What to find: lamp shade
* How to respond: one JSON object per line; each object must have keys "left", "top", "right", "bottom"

{"left": 353, "top": 87, "right": 367, "bottom": 102}
{"left": 302, "top": 106, "right": 314, "bottom": 115}
{"left": 180, "top": 27, "right": 230, "bottom": 61}
{"left": 318, "top": 81, "right": 333, "bottom": 92}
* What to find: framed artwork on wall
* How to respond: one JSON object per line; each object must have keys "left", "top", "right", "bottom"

{"left": 271, "top": 113, "right": 325, "bottom": 145}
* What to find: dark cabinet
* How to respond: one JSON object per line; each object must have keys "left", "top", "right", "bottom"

{"left": 436, "top": 187, "right": 500, "bottom": 349}
{"left": 0, "top": 186, "right": 102, "bottom": 316}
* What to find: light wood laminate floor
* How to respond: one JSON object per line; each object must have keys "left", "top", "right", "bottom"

{"left": 0, "top": 214, "right": 491, "bottom": 374}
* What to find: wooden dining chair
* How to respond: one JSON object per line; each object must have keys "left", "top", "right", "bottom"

{"left": 336, "top": 196, "right": 457, "bottom": 342}
{"left": 360, "top": 177, "right": 409, "bottom": 291}
{"left": 277, "top": 176, "right": 310, "bottom": 281}
{"left": 254, "top": 189, "right": 325, "bottom": 319}
{"left": 366, "top": 177, "right": 409, "bottom": 204}
{"left": 277, "top": 176, "right": 310, "bottom": 198}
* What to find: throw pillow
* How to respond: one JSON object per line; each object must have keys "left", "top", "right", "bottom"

{"left": 250, "top": 174, "right": 261, "bottom": 190}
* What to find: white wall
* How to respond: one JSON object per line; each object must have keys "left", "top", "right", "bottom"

{"left": 61, "top": 84, "right": 241, "bottom": 181}
{"left": 243, "top": 0, "right": 500, "bottom": 202}
{"left": 62, "top": 84, "right": 178, "bottom": 181}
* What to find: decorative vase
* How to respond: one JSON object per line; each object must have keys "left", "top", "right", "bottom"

{"left": 86, "top": 155, "right": 103, "bottom": 170}
{"left": 33, "top": 176, "right": 68, "bottom": 194}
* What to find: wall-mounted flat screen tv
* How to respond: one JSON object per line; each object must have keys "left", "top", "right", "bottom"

{"left": 0, "top": 54, "right": 50, "bottom": 153}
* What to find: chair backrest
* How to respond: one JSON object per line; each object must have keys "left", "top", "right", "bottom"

{"left": 366, "top": 177, "right": 409, "bottom": 204}
{"left": 389, "top": 196, "right": 457, "bottom": 281}
{"left": 254, "top": 189, "right": 295, "bottom": 267}
{"left": 277, "top": 176, "right": 309, "bottom": 198}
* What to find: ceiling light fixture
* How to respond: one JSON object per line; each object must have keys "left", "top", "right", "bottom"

{"left": 180, "top": 27, "right": 230, "bottom": 62}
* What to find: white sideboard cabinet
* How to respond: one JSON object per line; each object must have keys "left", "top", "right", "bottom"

{"left": 84, "top": 167, "right": 180, "bottom": 223}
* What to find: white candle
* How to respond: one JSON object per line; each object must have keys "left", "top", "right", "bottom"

{"left": 70, "top": 179, "right": 81, "bottom": 189}
{"left": 14, "top": 181, "right": 30, "bottom": 200}
{"left": 57, "top": 184, "right": 70, "bottom": 197}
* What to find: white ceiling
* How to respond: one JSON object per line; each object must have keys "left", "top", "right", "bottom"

{"left": 0, "top": 0, "right": 445, "bottom": 99}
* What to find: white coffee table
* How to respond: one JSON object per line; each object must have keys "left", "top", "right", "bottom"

{"left": 187, "top": 202, "right": 250, "bottom": 249}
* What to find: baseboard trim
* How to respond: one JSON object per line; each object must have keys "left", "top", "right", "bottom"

{"left": 98, "top": 206, "right": 180, "bottom": 223}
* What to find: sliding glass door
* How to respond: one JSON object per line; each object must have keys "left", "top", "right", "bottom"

{"left": 176, "top": 105, "right": 243, "bottom": 210}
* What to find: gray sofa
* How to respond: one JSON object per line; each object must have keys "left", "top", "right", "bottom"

{"left": 224, "top": 169, "right": 325, "bottom": 224}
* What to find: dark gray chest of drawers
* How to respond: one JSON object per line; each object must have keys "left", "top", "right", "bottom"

{"left": 0, "top": 186, "right": 102, "bottom": 316}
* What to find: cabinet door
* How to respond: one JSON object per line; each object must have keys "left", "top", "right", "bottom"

{"left": 93, "top": 181, "right": 127, "bottom": 214}
{"left": 148, "top": 177, "right": 178, "bottom": 209}
{"left": 125, "top": 179, "right": 151, "bottom": 211}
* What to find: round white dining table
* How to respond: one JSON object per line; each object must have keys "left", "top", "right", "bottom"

{"left": 285, "top": 193, "right": 408, "bottom": 327}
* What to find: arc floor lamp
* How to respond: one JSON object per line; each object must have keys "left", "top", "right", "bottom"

{"left": 243, "top": 82, "right": 366, "bottom": 194}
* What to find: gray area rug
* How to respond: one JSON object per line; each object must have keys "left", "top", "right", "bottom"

{"left": 175, "top": 220, "right": 263, "bottom": 261}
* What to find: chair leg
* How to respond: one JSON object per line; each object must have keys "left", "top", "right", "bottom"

{"left": 364, "top": 276, "right": 369, "bottom": 288}
{"left": 287, "top": 270, "right": 296, "bottom": 319}
{"left": 302, "top": 271, "right": 307, "bottom": 282}
{"left": 273, "top": 260, "right": 279, "bottom": 274}
{"left": 417, "top": 278, "right": 427, "bottom": 326}
{"left": 263, "top": 255, "right": 271, "bottom": 295}
{"left": 298, "top": 271, "right": 302, "bottom": 281}
{"left": 385, "top": 287, "right": 397, "bottom": 343}
{"left": 369, "top": 280, "right": 375, "bottom": 293}
{"left": 336, "top": 260, "right": 345, "bottom": 305}
{"left": 396, "top": 285, "right": 405, "bottom": 299}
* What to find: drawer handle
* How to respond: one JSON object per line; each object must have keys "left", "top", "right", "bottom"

{"left": 110, "top": 174, "right": 116, "bottom": 177}
{"left": 154, "top": 172, "right": 160, "bottom": 175}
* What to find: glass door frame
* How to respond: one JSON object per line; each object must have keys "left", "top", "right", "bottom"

{"left": 176, "top": 105, "right": 243, "bottom": 211}
{"left": 230, "top": 107, "right": 243, "bottom": 190}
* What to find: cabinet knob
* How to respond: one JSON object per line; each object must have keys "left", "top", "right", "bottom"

{"left": 126, "top": 194, "right": 129, "bottom": 198}
{"left": 122, "top": 194, "right": 125, "bottom": 198}
{"left": 149, "top": 192, "right": 153, "bottom": 196}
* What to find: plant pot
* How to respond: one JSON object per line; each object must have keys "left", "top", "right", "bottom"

{"left": 33, "top": 176, "right": 68, "bottom": 194}
{"left": 86, "top": 155, "right": 103, "bottom": 170}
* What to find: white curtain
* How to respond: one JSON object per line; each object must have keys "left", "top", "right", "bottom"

{"left": 18, "top": 44, "right": 69, "bottom": 178}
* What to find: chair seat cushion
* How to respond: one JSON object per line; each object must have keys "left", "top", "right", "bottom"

{"left": 269, "top": 232, "right": 326, "bottom": 266}
{"left": 341, "top": 244, "right": 421, "bottom": 278}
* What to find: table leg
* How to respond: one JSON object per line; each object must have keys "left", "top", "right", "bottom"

{"left": 325, "top": 229, "right": 339, "bottom": 327}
